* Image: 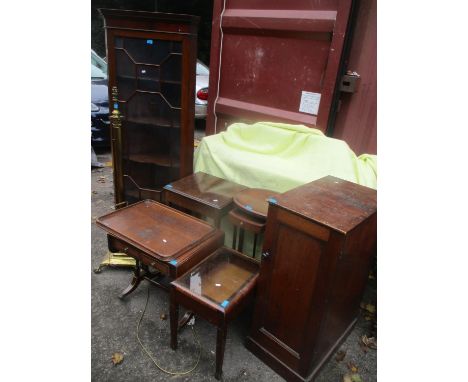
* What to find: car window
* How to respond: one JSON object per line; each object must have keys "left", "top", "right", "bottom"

{"left": 91, "top": 51, "right": 108, "bottom": 77}
{"left": 196, "top": 61, "right": 209, "bottom": 75}
{"left": 92, "top": 64, "right": 107, "bottom": 80}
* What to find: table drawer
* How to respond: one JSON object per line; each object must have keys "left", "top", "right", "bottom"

{"left": 107, "top": 235, "right": 169, "bottom": 275}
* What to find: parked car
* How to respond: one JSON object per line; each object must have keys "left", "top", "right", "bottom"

{"left": 91, "top": 50, "right": 209, "bottom": 148}
{"left": 91, "top": 50, "right": 111, "bottom": 147}
{"left": 195, "top": 60, "right": 209, "bottom": 119}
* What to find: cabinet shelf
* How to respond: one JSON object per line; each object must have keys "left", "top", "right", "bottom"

{"left": 125, "top": 117, "right": 180, "bottom": 129}
{"left": 127, "top": 153, "right": 175, "bottom": 167}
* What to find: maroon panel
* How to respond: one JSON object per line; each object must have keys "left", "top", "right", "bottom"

{"left": 206, "top": 0, "right": 353, "bottom": 135}
{"left": 332, "top": 0, "right": 377, "bottom": 155}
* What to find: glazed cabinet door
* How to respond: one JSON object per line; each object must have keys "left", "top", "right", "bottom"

{"left": 250, "top": 206, "right": 333, "bottom": 373}
{"left": 109, "top": 33, "right": 184, "bottom": 204}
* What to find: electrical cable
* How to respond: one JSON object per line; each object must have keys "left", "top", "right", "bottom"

{"left": 136, "top": 285, "right": 201, "bottom": 376}
{"left": 213, "top": 0, "right": 227, "bottom": 134}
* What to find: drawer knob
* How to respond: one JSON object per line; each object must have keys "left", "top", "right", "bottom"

{"left": 262, "top": 251, "right": 271, "bottom": 260}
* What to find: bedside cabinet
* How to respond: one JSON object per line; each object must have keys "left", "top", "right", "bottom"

{"left": 246, "top": 176, "right": 377, "bottom": 382}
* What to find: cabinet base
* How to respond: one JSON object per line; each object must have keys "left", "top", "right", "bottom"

{"left": 245, "top": 318, "right": 357, "bottom": 382}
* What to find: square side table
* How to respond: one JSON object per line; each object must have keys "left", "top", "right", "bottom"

{"left": 170, "top": 247, "right": 259, "bottom": 379}
{"left": 163, "top": 172, "right": 247, "bottom": 228}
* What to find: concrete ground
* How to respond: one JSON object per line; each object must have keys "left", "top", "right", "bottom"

{"left": 91, "top": 147, "right": 377, "bottom": 382}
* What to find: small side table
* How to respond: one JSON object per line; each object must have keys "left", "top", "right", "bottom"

{"left": 170, "top": 247, "right": 259, "bottom": 379}
{"left": 163, "top": 172, "right": 247, "bottom": 228}
{"left": 233, "top": 188, "right": 279, "bottom": 220}
{"left": 96, "top": 200, "right": 224, "bottom": 298}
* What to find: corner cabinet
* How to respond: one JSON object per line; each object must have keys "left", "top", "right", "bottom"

{"left": 246, "top": 176, "right": 377, "bottom": 382}
{"left": 100, "top": 9, "right": 199, "bottom": 206}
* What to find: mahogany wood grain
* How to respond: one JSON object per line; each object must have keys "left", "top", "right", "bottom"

{"left": 233, "top": 188, "right": 278, "bottom": 220}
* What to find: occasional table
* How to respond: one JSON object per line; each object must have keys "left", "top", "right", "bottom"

{"left": 233, "top": 188, "right": 279, "bottom": 219}
{"left": 170, "top": 247, "right": 259, "bottom": 379}
{"left": 96, "top": 200, "right": 224, "bottom": 298}
{"left": 163, "top": 172, "right": 247, "bottom": 228}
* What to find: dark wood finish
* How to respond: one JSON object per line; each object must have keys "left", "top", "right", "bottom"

{"left": 100, "top": 9, "right": 199, "bottom": 205}
{"left": 171, "top": 247, "right": 259, "bottom": 379}
{"left": 97, "top": 200, "right": 214, "bottom": 260}
{"left": 96, "top": 200, "right": 224, "bottom": 297}
{"left": 163, "top": 172, "right": 247, "bottom": 227}
{"left": 233, "top": 188, "right": 278, "bottom": 220}
{"left": 228, "top": 208, "right": 266, "bottom": 257}
{"left": 246, "top": 176, "right": 377, "bottom": 382}
{"left": 206, "top": 0, "right": 353, "bottom": 135}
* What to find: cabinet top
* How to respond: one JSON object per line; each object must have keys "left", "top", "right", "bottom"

{"left": 274, "top": 176, "right": 377, "bottom": 234}
{"left": 99, "top": 8, "right": 199, "bottom": 35}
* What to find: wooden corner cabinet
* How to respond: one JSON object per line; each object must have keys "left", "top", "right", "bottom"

{"left": 100, "top": 9, "right": 199, "bottom": 205}
{"left": 246, "top": 176, "right": 377, "bottom": 382}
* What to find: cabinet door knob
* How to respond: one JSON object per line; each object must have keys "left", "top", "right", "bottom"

{"left": 262, "top": 251, "right": 271, "bottom": 260}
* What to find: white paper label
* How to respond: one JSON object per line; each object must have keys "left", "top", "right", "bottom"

{"left": 190, "top": 272, "right": 202, "bottom": 295}
{"left": 299, "top": 91, "right": 321, "bottom": 115}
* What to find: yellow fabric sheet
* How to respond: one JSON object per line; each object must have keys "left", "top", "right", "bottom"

{"left": 194, "top": 122, "right": 376, "bottom": 192}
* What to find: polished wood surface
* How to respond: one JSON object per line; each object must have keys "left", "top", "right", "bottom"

{"left": 229, "top": 208, "right": 265, "bottom": 234}
{"left": 96, "top": 200, "right": 214, "bottom": 260}
{"left": 97, "top": 200, "right": 224, "bottom": 299}
{"left": 163, "top": 172, "right": 247, "bottom": 227}
{"left": 233, "top": 188, "right": 278, "bottom": 220}
{"left": 165, "top": 172, "right": 247, "bottom": 209}
{"left": 172, "top": 247, "right": 258, "bottom": 305}
{"left": 171, "top": 247, "right": 259, "bottom": 379}
{"left": 246, "top": 176, "right": 377, "bottom": 382}
{"left": 275, "top": 176, "right": 376, "bottom": 234}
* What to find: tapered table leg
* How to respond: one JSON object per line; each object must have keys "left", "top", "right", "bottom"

{"left": 214, "top": 215, "right": 221, "bottom": 229}
{"left": 232, "top": 226, "right": 237, "bottom": 250}
{"left": 238, "top": 228, "right": 244, "bottom": 252}
{"left": 215, "top": 324, "right": 227, "bottom": 380}
{"left": 253, "top": 234, "right": 258, "bottom": 258}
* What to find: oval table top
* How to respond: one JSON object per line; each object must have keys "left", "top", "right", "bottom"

{"left": 233, "top": 188, "right": 279, "bottom": 220}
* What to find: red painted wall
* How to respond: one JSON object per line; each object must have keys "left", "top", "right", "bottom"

{"left": 332, "top": 0, "right": 377, "bottom": 155}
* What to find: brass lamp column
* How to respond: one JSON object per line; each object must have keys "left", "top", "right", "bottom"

{"left": 109, "top": 86, "right": 125, "bottom": 207}
{"left": 94, "top": 86, "right": 136, "bottom": 273}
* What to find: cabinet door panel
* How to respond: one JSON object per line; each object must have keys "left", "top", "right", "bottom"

{"left": 262, "top": 224, "right": 324, "bottom": 352}
{"left": 113, "top": 35, "right": 183, "bottom": 202}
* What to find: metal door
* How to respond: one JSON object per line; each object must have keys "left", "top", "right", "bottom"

{"left": 206, "top": 0, "right": 353, "bottom": 134}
